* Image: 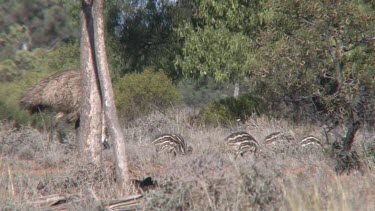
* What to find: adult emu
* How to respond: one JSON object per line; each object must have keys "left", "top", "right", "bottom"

{"left": 20, "top": 70, "right": 81, "bottom": 128}
{"left": 20, "top": 69, "right": 109, "bottom": 149}
{"left": 20, "top": 69, "right": 108, "bottom": 147}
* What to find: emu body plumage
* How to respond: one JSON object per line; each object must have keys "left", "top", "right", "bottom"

{"left": 20, "top": 70, "right": 81, "bottom": 125}
{"left": 20, "top": 69, "right": 109, "bottom": 146}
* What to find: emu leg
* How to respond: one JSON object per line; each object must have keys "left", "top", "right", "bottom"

{"left": 48, "top": 112, "right": 65, "bottom": 145}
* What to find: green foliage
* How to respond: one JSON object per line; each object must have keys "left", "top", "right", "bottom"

{"left": 61, "top": 0, "right": 81, "bottom": 28}
{"left": 220, "top": 0, "right": 375, "bottom": 123}
{"left": 175, "top": 0, "right": 260, "bottom": 83}
{"left": 0, "top": 0, "right": 78, "bottom": 48}
{"left": 175, "top": 0, "right": 375, "bottom": 125}
{"left": 36, "top": 42, "right": 80, "bottom": 71}
{"left": 0, "top": 24, "right": 31, "bottom": 61}
{"left": 0, "top": 72, "right": 52, "bottom": 127}
{"left": 176, "top": 25, "right": 254, "bottom": 82}
{"left": 0, "top": 22, "right": 79, "bottom": 82}
{"left": 200, "top": 94, "right": 265, "bottom": 126}
{"left": 0, "top": 59, "right": 18, "bottom": 82}
{"left": 248, "top": 28, "right": 324, "bottom": 101}
{"left": 0, "top": 48, "right": 46, "bottom": 82}
{"left": 191, "top": 0, "right": 260, "bottom": 35}
{"left": 106, "top": 0, "right": 192, "bottom": 79}
{"left": 114, "top": 69, "right": 182, "bottom": 121}
{"left": 0, "top": 42, "right": 79, "bottom": 125}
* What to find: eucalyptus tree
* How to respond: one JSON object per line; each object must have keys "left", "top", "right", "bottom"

{"left": 80, "top": 0, "right": 129, "bottom": 191}
{"left": 177, "top": 0, "right": 375, "bottom": 173}
{"left": 105, "top": 0, "right": 193, "bottom": 79}
{"left": 249, "top": 0, "right": 375, "bottom": 173}
{"left": 175, "top": 0, "right": 261, "bottom": 97}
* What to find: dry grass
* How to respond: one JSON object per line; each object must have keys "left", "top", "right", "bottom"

{"left": 0, "top": 108, "right": 374, "bottom": 210}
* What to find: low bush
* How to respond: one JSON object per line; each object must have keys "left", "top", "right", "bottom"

{"left": 0, "top": 71, "right": 56, "bottom": 128}
{"left": 114, "top": 69, "right": 182, "bottom": 122}
{"left": 199, "top": 93, "right": 265, "bottom": 126}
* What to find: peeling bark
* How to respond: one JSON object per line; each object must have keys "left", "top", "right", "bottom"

{"left": 92, "top": 0, "right": 130, "bottom": 191}
{"left": 79, "top": 0, "right": 102, "bottom": 165}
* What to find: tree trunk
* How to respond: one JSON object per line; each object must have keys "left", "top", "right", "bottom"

{"left": 334, "top": 120, "right": 361, "bottom": 175}
{"left": 92, "top": 0, "right": 130, "bottom": 191}
{"left": 79, "top": 0, "right": 102, "bottom": 165}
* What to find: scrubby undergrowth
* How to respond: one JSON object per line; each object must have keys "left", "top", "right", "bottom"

{"left": 0, "top": 109, "right": 374, "bottom": 210}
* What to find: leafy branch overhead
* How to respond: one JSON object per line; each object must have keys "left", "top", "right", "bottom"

{"left": 176, "top": 25, "right": 254, "bottom": 82}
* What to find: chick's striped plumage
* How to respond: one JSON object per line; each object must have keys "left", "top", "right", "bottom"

{"left": 263, "top": 131, "right": 295, "bottom": 145}
{"left": 299, "top": 136, "right": 323, "bottom": 148}
{"left": 152, "top": 133, "right": 190, "bottom": 155}
{"left": 225, "top": 132, "right": 259, "bottom": 158}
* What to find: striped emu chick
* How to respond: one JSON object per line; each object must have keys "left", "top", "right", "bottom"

{"left": 152, "top": 134, "right": 192, "bottom": 156}
{"left": 263, "top": 131, "right": 295, "bottom": 145}
{"left": 299, "top": 136, "right": 323, "bottom": 148}
{"left": 225, "top": 132, "right": 259, "bottom": 159}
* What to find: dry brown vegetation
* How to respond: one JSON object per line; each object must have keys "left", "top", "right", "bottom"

{"left": 1, "top": 108, "right": 374, "bottom": 210}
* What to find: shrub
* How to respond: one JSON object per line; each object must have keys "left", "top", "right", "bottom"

{"left": 0, "top": 71, "right": 55, "bottom": 128}
{"left": 0, "top": 59, "right": 19, "bottom": 82}
{"left": 114, "top": 69, "right": 182, "bottom": 122}
{"left": 199, "top": 93, "right": 265, "bottom": 126}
